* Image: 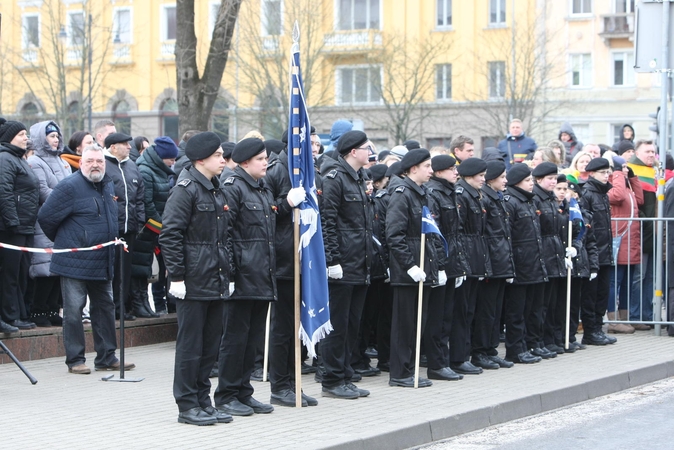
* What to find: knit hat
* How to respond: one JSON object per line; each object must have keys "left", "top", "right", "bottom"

{"left": 507, "top": 163, "right": 531, "bottom": 186}
{"left": 585, "top": 157, "right": 610, "bottom": 172}
{"left": 431, "top": 154, "right": 456, "bottom": 172}
{"left": 400, "top": 148, "right": 431, "bottom": 171}
{"left": 369, "top": 164, "right": 388, "bottom": 182}
{"left": 221, "top": 142, "right": 235, "bottom": 159}
{"left": 485, "top": 160, "right": 506, "bottom": 181}
{"left": 531, "top": 162, "right": 558, "bottom": 178}
{"left": 337, "top": 130, "right": 368, "bottom": 155}
{"left": 45, "top": 122, "right": 60, "bottom": 136}
{"left": 154, "top": 136, "right": 179, "bottom": 159}
{"left": 390, "top": 145, "right": 408, "bottom": 159}
{"left": 457, "top": 157, "right": 487, "bottom": 177}
{"left": 186, "top": 131, "right": 222, "bottom": 161}
{"left": 0, "top": 118, "right": 27, "bottom": 143}
{"left": 616, "top": 139, "right": 635, "bottom": 155}
{"left": 612, "top": 155, "right": 626, "bottom": 169}
{"left": 233, "top": 137, "right": 266, "bottom": 163}
{"left": 330, "top": 120, "right": 353, "bottom": 146}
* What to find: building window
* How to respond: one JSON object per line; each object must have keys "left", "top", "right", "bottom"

{"left": 22, "top": 14, "right": 40, "bottom": 49}
{"left": 615, "top": 0, "right": 635, "bottom": 13}
{"left": 113, "top": 100, "right": 132, "bottom": 135}
{"left": 162, "top": 4, "right": 177, "bottom": 41}
{"left": 436, "top": 0, "right": 452, "bottom": 28}
{"left": 161, "top": 99, "right": 179, "bottom": 142}
{"left": 211, "top": 98, "right": 229, "bottom": 142}
{"left": 20, "top": 102, "right": 40, "bottom": 128}
{"left": 113, "top": 8, "right": 132, "bottom": 43}
{"left": 489, "top": 0, "right": 506, "bottom": 25}
{"left": 571, "top": 123, "right": 591, "bottom": 143}
{"left": 482, "top": 136, "right": 499, "bottom": 149}
{"left": 262, "top": 0, "right": 283, "bottom": 36}
{"left": 488, "top": 61, "right": 506, "bottom": 98}
{"left": 66, "top": 101, "right": 81, "bottom": 137}
{"left": 427, "top": 137, "right": 452, "bottom": 148}
{"left": 435, "top": 64, "right": 452, "bottom": 101}
{"left": 572, "top": 0, "right": 592, "bottom": 15}
{"left": 337, "top": 0, "right": 380, "bottom": 31}
{"left": 612, "top": 52, "right": 634, "bottom": 86}
{"left": 336, "top": 66, "right": 381, "bottom": 105}
{"left": 570, "top": 53, "right": 592, "bottom": 87}
{"left": 67, "top": 11, "right": 85, "bottom": 47}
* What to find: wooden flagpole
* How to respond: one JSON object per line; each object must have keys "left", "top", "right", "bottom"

{"left": 293, "top": 208, "right": 302, "bottom": 407}
{"left": 413, "top": 234, "right": 426, "bottom": 389}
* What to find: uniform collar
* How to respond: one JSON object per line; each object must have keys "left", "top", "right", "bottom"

{"left": 235, "top": 165, "right": 265, "bottom": 189}
{"left": 457, "top": 178, "right": 480, "bottom": 197}
{"left": 403, "top": 176, "right": 426, "bottom": 196}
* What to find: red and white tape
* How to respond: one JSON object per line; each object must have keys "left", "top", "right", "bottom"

{"left": 0, "top": 238, "right": 128, "bottom": 254}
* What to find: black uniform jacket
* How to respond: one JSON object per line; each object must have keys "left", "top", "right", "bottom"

{"left": 369, "top": 189, "right": 388, "bottom": 281}
{"left": 455, "top": 179, "right": 492, "bottom": 278}
{"left": 320, "top": 157, "right": 373, "bottom": 285}
{"left": 222, "top": 166, "right": 277, "bottom": 301}
{"left": 426, "top": 176, "right": 469, "bottom": 278}
{"left": 480, "top": 185, "right": 515, "bottom": 279}
{"left": 504, "top": 186, "right": 548, "bottom": 285}
{"left": 579, "top": 177, "right": 613, "bottom": 267}
{"left": 159, "top": 166, "right": 230, "bottom": 301}
{"left": 264, "top": 150, "right": 295, "bottom": 280}
{"left": 386, "top": 177, "right": 440, "bottom": 286}
{"left": 533, "top": 184, "right": 566, "bottom": 278}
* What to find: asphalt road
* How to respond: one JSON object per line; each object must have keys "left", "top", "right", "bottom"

{"left": 417, "top": 377, "right": 674, "bottom": 450}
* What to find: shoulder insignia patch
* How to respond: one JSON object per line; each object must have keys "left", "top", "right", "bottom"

{"left": 326, "top": 169, "right": 338, "bottom": 179}
{"left": 504, "top": 195, "right": 510, "bottom": 201}
{"left": 177, "top": 179, "right": 191, "bottom": 187}
{"left": 375, "top": 189, "right": 387, "bottom": 198}
{"left": 395, "top": 186, "right": 405, "bottom": 193}
{"left": 223, "top": 177, "right": 235, "bottom": 185}
{"left": 455, "top": 186, "right": 464, "bottom": 194}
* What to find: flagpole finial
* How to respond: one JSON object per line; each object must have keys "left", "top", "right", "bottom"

{"left": 293, "top": 21, "right": 300, "bottom": 43}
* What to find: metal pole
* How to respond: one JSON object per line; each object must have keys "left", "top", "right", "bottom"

{"left": 510, "top": 0, "right": 516, "bottom": 122}
{"left": 87, "top": 14, "right": 92, "bottom": 131}
{"left": 654, "top": 0, "right": 670, "bottom": 335}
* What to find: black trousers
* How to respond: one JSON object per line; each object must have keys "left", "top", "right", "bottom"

{"left": 376, "top": 282, "right": 393, "bottom": 365}
{"left": 269, "top": 279, "right": 295, "bottom": 393}
{"left": 354, "top": 279, "right": 387, "bottom": 369}
{"left": 524, "top": 282, "right": 546, "bottom": 350}
{"left": 113, "top": 232, "right": 135, "bottom": 314}
{"left": 30, "top": 276, "right": 61, "bottom": 315}
{"left": 0, "top": 231, "right": 31, "bottom": 322}
{"left": 173, "top": 298, "right": 224, "bottom": 412}
{"left": 152, "top": 251, "right": 167, "bottom": 311}
{"left": 504, "top": 282, "right": 543, "bottom": 358}
{"left": 568, "top": 277, "right": 583, "bottom": 342}
{"left": 215, "top": 300, "right": 269, "bottom": 405}
{"left": 544, "top": 277, "right": 567, "bottom": 346}
{"left": 423, "top": 280, "right": 455, "bottom": 370}
{"left": 390, "top": 285, "right": 430, "bottom": 379}
{"left": 321, "top": 283, "right": 368, "bottom": 388}
{"left": 581, "top": 266, "right": 611, "bottom": 334}
{"left": 472, "top": 278, "right": 506, "bottom": 357}
{"left": 529, "top": 279, "right": 557, "bottom": 348}
{"left": 449, "top": 277, "right": 478, "bottom": 364}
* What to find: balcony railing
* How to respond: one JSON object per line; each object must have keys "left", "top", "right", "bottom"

{"left": 22, "top": 48, "right": 38, "bottom": 63}
{"left": 112, "top": 44, "right": 131, "bottom": 60}
{"left": 322, "top": 29, "right": 383, "bottom": 54}
{"left": 160, "top": 42, "right": 175, "bottom": 58}
{"left": 600, "top": 13, "right": 634, "bottom": 43}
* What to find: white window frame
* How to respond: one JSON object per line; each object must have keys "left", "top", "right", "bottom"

{"left": 160, "top": 3, "right": 177, "bottom": 41}
{"left": 335, "top": 65, "right": 382, "bottom": 106}
{"left": 334, "top": 0, "right": 382, "bottom": 31}
{"left": 488, "top": 61, "right": 506, "bottom": 98}
{"left": 261, "top": 0, "right": 284, "bottom": 36}
{"left": 112, "top": 7, "right": 133, "bottom": 44}
{"left": 489, "top": 0, "right": 506, "bottom": 26}
{"left": 436, "top": 0, "right": 452, "bottom": 29}
{"left": 611, "top": 51, "right": 634, "bottom": 87}
{"left": 436, "top": 63, "right": 452, "bottom": 101}
{"left": 21, "top": 13, "right": 40, "bottom": 49}
{"left": 67, "top": 10, "right": 85, "bottom": 47}
{"left": 570, "top": 123, "right": 591, "bottom": 144}
{"left": 614, "top": 0, "right": 635, "bottom": 14}
{"left": 570, "top": 53, "right": 592, "bottom": 88}
{"left": 570, "top": 0, "right": 592, "bottom": 16}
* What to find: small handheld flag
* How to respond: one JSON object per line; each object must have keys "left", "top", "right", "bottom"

{"left": 421, "top": 206, "right": 448, "bottom": 256}
{"left": 568, "top": 198, "right": 585, "bottom": 241}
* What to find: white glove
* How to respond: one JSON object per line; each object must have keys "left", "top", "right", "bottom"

{"left": 438, "top": 270, "right": 447, "bottom": 286}
{"left": 478, "top": 277, "right": 485, "bottom": 281}
{"left": 565, "top": 258, "right": 573, "bottom": 270}
{"left": 286, "top": 187, "right": 306, "bottom": 207}
{"left": 506, "top": 278, "right": 514, "bottom": 284}
{"left": 229, "top": 282, "right": 235, "bottom": 295}
{"left": 565, "top": 247, "right": 577, "bottom": 259}
{"left": 327, "top": 264, "right": 343, "bottom": 279}
{"left": 455, "top": 276, "right": 464, "bottom": 288}
{"left": 384, "top": 268, "right": 390, "bottom": 283}
{"left": 169, "top": 281, "right": 186, "bottom": 299}
{"left": 407, "top": 265, "right": 426, "bottom": 282}
{"left": 590, "top": 273, "right": 597, "bottom": 281}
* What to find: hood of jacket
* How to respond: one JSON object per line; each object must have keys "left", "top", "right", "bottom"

{"left": 558, "top": 122, "right": 578, "bottom": 143}
{"left": 30, "top": 120, "right": 64, "bottom": 156}
{"left": 621, "top": 124, "right": 635, "bottom": 142}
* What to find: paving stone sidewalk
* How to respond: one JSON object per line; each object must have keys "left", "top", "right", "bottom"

{"left": 1, "top": 330, "right": 673, "bottom": 450}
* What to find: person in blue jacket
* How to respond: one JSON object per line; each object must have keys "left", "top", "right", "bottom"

{"left": 497, "top": 119, "right": 538, "bottom": 170}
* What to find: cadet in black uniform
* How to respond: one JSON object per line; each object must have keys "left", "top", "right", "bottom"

{"left": 160, "top": 132, "right": 232, "bottom": 426}
{"left": 320, "top": 130, "right": 374, "bottom": 399}
{"left": 386, "top": 149, "right": 439, "bottom": 388}
{"left": 215, "top": 138, "right": 278, "bottom": 416}
{"left": 424, "top": 154, "right": 466, "bottom": 381}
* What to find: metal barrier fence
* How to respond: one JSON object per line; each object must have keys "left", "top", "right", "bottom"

{"left": 607, "top": 216, "right": 673, "bottom": 335}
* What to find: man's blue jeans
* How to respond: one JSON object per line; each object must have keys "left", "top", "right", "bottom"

{"left": 61, "top": 277, "right": 118, "bottom": 368}
{"left": 630, "top": 252, "right": 655, "bottom": 322}
{"left": 608, "top": 265, "right": 636, "bottom": 313}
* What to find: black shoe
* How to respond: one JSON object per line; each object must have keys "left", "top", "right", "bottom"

{"left": 506, "top": 351, "right": 541, "bottom": 364}
{"left": 301, "top": 362, "right": 317, "bottom": 374}
{"left": 48, "top": 312, "right": 63, "bottom": 327}
{"left": 270, "top": 389, "right": 308, "bottom": 407}
{"left": 471, "top": 354, "right": 499, "bottom": 370}
{"left": 216, "top": 399, "right": 254, "bottom": 416}
{"left": 178, "top": 407, "right": 217, "bottom": 426}
{"left": 8, "top": 319, "right": 35, "bottom": 330}
{"left": 546, "top": 344, "right": 564, "bottom": 355}
{"left": 582, "top": 332, "right": 609, "bottom": 346}
{"left": 559, "top": 343, "right": 576, "bottom": 353}
{"left": 314, "top": 365, "right": 325, "bottom": 383}
{"left": 427, "top": 367, "right": 463, "bottom": 381}
{"left": 115, "top": 312, "right": 136, "bottom": 321}
{"left": 419, "top": 354, "right": 428, "bottom": 367}
{"left": 353, "top": 364, "right": 381, "bottom": 377}
{"left": 301, "top": 391, "right": 318, "bottom": 406}
{"left": 599, "top": 331, "right": 617, "bottom": 344}
{"left": 351, "top": 372, "right": 362, "bottom": 382}
{"left": 377, "top": 361, "right": 390, "bottom": 372}
{"left": 450, "top": 361, "right": 483, "bottom": 375}
{"left": 389, "top": 376, "right": 433, "bottom": 388}
{"left": 250, "top": 367, "right": 265, "bottom": 382}
{"left": 203, "top": 406, "right": 233, "bottom": 423}
{"left": 531, "top": 347, "right": 556, "bottom": 359}
{"left": 487, "top": 355, "right": 514, "bottom": 368}
{"left": 0, "top": 320, "right": 19, "bottom": 334}
{"left": 322, "top": 384, "right": 359, "bottom": 399}
{"left": 240, "top": 397, "right": 274, "bottom": 414}
{"left": 364, "top": 346, "right": 378, "bottom": 358}
{"left": 31, "top": 314, "right": 52, "bottom": 327}
{"left": 345, "top": 382, "right": 370, "bottom": 397}
{"left": 134, "top": 307, "right": 160, "bottom": 319}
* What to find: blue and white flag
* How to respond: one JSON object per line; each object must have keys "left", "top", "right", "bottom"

{"left": 422, "top": 206, "right": 448, "bottom": 256}
{"left": 288, "top": 22, "right": 331, "bottom": 358}
{"left": 568, "top": 197, "right": 585, "bottom": 241}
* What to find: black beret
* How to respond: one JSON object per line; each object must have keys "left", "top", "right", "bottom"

{"left": 568, "top": 181, "right": 582, "bottom": 195}
{"left": 431, "top": 154, "right": 456, "bottom": 172}
{"left": 337, "top": 130, "right": 368, "bottom": 154}
{"left": 485, "top": 160, "right": 506, "bottom": 181}
{"left": 378, "top": 150, "right": 391, "bottom": 162}
{"left": 400, "top": 148, "right": 431, "bottom": 171}
{"left": 369, "top": 164, "right": 388, "bottom": 182}
{"left": 220, "top": 141, "right": 235, "bottom": 159}
{"left": 264, "top": 139, "right": 285, "bottom": 156}
{"left": 507, "top": 163, "right": 531, "bottom": 186}
{"left": 617, "top": 139, "right": 635, "bottom": 155}
{"left": 403, "top": 139, "right": 421, "bottom": 150}
{"left": 104, "top": 132, "right": 132, "bottom": 148}
{"left": 456, "top": 157, "right": 487, "bottom": 177}
{"left": 362, "top": 168, "right": 372, "bottom": 181}
{"left": 585, "top": 157, "right": 610, "bottom": 172}
{"left": 186, "top": 131, "right": 222, "bottom": 161}
{"left": 386, "top": 162, "right": 403, "bottom": 177}
{"left": 557, "top": 173, "right": 568, "bottom": 184}
{"left": 532, "top": 162, "right": 558, "bottom": 178}
{"left": 310, "top": 126, "right": 316, "bottom": 135}
{"left": 233, "top": 137, "right": 266, "bottom": 163}
{"left": 281, "top": 129, "right": 289, "bottom": 144}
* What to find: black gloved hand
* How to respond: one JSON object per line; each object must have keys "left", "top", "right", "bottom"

{"left": 627, "top": 166, "right": 635, "bottom": 178}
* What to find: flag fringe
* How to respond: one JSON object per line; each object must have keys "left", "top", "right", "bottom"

{"left": 298, "top": 207, "right": 318, "bottom": 253}
{"left": 300, "top": 320, "right": 333, "bottom": 359}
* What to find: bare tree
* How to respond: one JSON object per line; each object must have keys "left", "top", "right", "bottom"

{"left": 175, "top": 0, "right": 242, "bottom": 135}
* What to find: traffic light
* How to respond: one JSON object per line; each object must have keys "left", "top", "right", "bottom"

{"left": 649, "top": 106, "right": 660, "bottom": 139}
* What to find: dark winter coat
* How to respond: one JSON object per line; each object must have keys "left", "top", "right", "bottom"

{"left": 560, "top": 200, "right": 596, "bottom": 278}
{"left": 372, "top": 187, "right": 391, "bottom": 273}
{"left": 264, "top": 150, "right": 295, "bottom": 280}
{"left": 503, "top": 186, "right": 548, "bottom": 284}
{"left": 533, "top": 184, "right": 566, "bottom": 278}
{"left": 38, "top": 171, "right": 117, "bottom": 281}
{"left": 455, "top": 179, "right": 492, "bottom": 278}
{"left": 579, "top": 177, "right": 613, "bottom": 267}
{"left": 497, "top": 133, "right": 538, "bottom": 170}
{"left": 222, "top": 166, "right": 277, "bottom": 301}
{"left": 369, "top": 189, "right": 388, "bottom": 282}
{"left": 172, "top": 139, "right": 190, "bottom": 177}
{"left": 0, "top": 143, "right": 40, "bottom": 235}
{"left": 159, "top": 166, "right": 230, "bottom": 301}
{"left": 559, "top": 122, "right": 584, "bottom": 162}
{"left": 104, "top": 151, "right": 145, "bottom": 234}
{"left": 480, "top": 185, "right": 515, "bottom": 279}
